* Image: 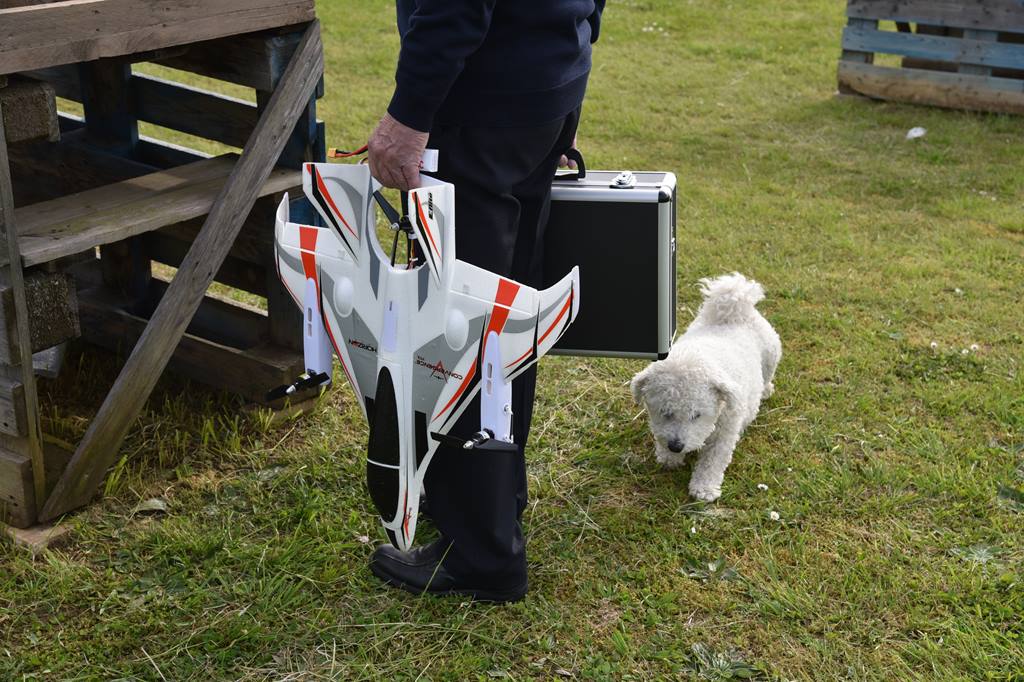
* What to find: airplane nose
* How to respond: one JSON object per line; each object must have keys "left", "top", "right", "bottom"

{"left": 668, "top": 439, "right": 683, "bottom": 453}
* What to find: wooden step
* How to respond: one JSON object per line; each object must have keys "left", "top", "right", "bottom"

{"left": 10, "top": 153, "right": 299, "bottom": 267}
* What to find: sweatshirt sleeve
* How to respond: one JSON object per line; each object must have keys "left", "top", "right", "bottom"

{"left": 387, "top": 1, "right": 497, "bottom": 133}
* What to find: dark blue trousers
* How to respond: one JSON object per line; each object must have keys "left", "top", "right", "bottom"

{"left": 422, "top": 109, "right": 580, "bottom": 587}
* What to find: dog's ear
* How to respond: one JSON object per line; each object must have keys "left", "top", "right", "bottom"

{"left": 630, "top": 365, "right": 653, "bottom": 405}
{"left": 710, "top": 371, "right": 742, "bottom": 412}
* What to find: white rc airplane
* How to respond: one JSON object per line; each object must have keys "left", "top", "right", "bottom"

{"left": 272, "top": 160, "right": 580, "bottom": 550}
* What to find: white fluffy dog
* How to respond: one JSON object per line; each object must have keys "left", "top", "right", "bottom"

{"left": 631, "top": 273, "right": 781, "bottom": 501}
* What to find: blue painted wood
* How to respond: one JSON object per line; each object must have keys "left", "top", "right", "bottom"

{"left": 132, "top": 74, "right": 258, "bottom": 149}
{"left": 79, "top": 60, "right": 138, "bottom": 156}
{"left": 847, "top": 0, "right": 1024, "bottom": 34}
{"left": 843, "top": 25, "right": 1024, "bottom": 70}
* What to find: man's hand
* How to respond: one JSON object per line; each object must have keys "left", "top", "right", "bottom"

{"left": 559, "top": 134, "right": 579, "bottom": 170}
{"left": 368, "top": 113, "right": 429, "bottom": 191}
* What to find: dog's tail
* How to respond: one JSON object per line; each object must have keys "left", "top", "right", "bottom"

{"left": 697, "top": 272, "right": 765, "bottom": 325}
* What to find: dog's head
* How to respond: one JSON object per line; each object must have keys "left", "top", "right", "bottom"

{"left": 630, "top": 357, "right": 739, "bottom": 455}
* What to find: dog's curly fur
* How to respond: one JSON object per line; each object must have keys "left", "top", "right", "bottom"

{"left": 631, "top": 273, "right": 781, "bottom": 501}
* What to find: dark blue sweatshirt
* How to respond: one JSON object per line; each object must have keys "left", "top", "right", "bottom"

{"left": 389, "top": 0, "right": 605, "bottom": 132}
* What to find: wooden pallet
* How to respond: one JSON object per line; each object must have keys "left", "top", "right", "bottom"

{"left": 0, "top": 6, "right": 326, "bottom": 528}
{"left": 838, "top": 0, "right": 1024, "bottom": 115}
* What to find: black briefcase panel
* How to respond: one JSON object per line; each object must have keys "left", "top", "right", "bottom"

{"left": 543, "top": 166, "right": 677, "bottom": 359}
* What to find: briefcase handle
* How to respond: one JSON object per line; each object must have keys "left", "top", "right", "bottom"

{"left": 557, "top": 148, "right": 587, "bottom": 181}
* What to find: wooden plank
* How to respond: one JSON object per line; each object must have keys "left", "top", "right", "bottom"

{"left": 7, "top": 129, "right": 157, "bottom": 208}
{"left": 133, "top": 74, "right": 257, "bottom": 149}
{"left": 0, "top": 77, "right": 58, "bottom": 144}
{"left": 10, "top": 155, "right": 300, "bottom": 266}
{"left": 40, "top": 20, "right": 323, "bottom": 522}
{"left": 78, "top": 285, "right": 302, "bottom": 404}
{"left": 0, "top": 109, "right": 45, "bottom": 511}
{"left": 0, "top": 1, "right": 65, "bottom": 7}
{"left": 0, "top": 437, "right": 72, "bottom": 529}
{"left": 146, "top": 232, "right": 268, "bottom": 295}
{"left": 838, "top": 61, "right": 1024, "bottom": 114}
{"left": 19, "top": 166, "right": 298, "bottom": 266}
{"left": 843, "top": 26, "right": 1024, "bottom": 71}
{"left": 0, "top": 376, "right": 27, "bottom": 436}
{"left": 960, "top": 29, "right": 999, "bottom": 76}
{"left": 154, "top": 29, "right": 305, "bottom": 92}
{"left": 840, "top": 18, "right": 878, "bottom": 69}
{"left": 0, "top": 0, "right": 316, "bottom": 76}
{"left": 0, "top": 449, "right": 34, "bottom": 527}
{"left": 847, "top": 1, "right": 1024, "bottom": 33}
{"left": 0, "top": 271, "right": 79, "bottom": 365}
{"left": 13, "top": 155, "right": 237, "bottom": 237}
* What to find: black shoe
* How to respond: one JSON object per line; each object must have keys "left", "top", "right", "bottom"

{"left": 369, "top": 539, "right": 527, "bottom": 603}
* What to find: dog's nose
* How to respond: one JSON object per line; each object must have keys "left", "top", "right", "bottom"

{"left": 667, "top": 439, "right": 684, "bottom": 453}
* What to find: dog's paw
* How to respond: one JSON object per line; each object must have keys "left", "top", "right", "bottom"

{"left": 689, "top": 484, "right": 722, "bottom": 502}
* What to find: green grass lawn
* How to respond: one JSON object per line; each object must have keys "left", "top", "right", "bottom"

{"left": 3, "top": 0, "right": 1024, "bottom": 679}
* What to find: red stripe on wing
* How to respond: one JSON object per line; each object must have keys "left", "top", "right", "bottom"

{"left": 433, "top": 279, "right": 520, "bottom": 423}
{"left": 312, "top": 166, "right": 358, "bottom": 239}
{"left": 538, "top": 292, "right": 573, "bottom": 346}
{"left": 414, "top": 194, "right": 442, "bottom": 263}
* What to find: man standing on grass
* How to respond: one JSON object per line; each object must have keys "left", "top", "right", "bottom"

{"left": 367, "top": 0, "right": 604, "bottom": 603}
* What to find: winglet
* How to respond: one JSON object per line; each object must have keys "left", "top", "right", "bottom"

{"left": 406, "top": 178, "right": 454, "bottom": 287}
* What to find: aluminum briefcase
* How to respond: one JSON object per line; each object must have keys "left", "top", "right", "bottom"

{"left": 543, "top": 163, "right": 677, "bottom": 359}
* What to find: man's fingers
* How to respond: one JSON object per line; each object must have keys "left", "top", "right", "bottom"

{"left": 400, "top": 164, "right": 421, "bottom": 192}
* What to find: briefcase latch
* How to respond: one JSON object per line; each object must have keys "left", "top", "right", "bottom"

{"left": 611, "top": 170, "right": 636, "bottom": 189}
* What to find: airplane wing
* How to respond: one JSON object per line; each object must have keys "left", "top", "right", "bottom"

{"left": 274, "top": 161, "right": 581, "bottom": 551}
{"left": 393, "top": 260, "right": 579, "bottom": 548}
{"left": 274, "top": 163, "right": 382, "bottom": 418}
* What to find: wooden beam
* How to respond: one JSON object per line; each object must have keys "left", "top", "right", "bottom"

{"left": 842, "top": 25, "right": 1024, "bottom": 72}
{"left": 0, "top": 108, "right": 46, "bottom": 512}
{"left": 0, "top": 437, "right": 73, "bottom": 529}
{"left": 10, "top": 154, "right": 299, "bottom": 267}
{"left": 78, "top": 284, "right": 304, "bottom": 403}
{"left": 6, "top": 129, "right": 157, "bottom": 207}
{"left": 0, "top": 449, "right": 34, "bottom": 527}
{"left": 40, "top": 20, "right": 323, "bottom": 522}
{"left": 838, "top": 61, "right": 1024, "bottom": 114}
{"left": 133, "top": 74, "right": 257, "bottom": 149}
{"left": 847, "top": 1, "right": 1024, "bottom": 33}
{"left": 0, "top": 0, "right": 316, "bottom": 76}
{"left": 154, "top": 29, "right": 305, "bottom": 92}
{"left": 0, "top": 376, "right": 27, "bottom": 436}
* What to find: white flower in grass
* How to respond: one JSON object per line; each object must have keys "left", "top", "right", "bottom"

{"left": 757, "top": 483, "right": 769, "bottom": 491}
{"left": 929, "top": 341, "right": 938, "bottom": 349}
{"left": 961, "top": 348, "right": 970, "bottom": 355}
{"left": 970, "top": 344, "right": 979, "bottom": 352}
{"left": 690, "top": 525, "right": 697, "bottom": 535}
{"left": 769, "top": 511, "right": 781, "bottom": 521}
